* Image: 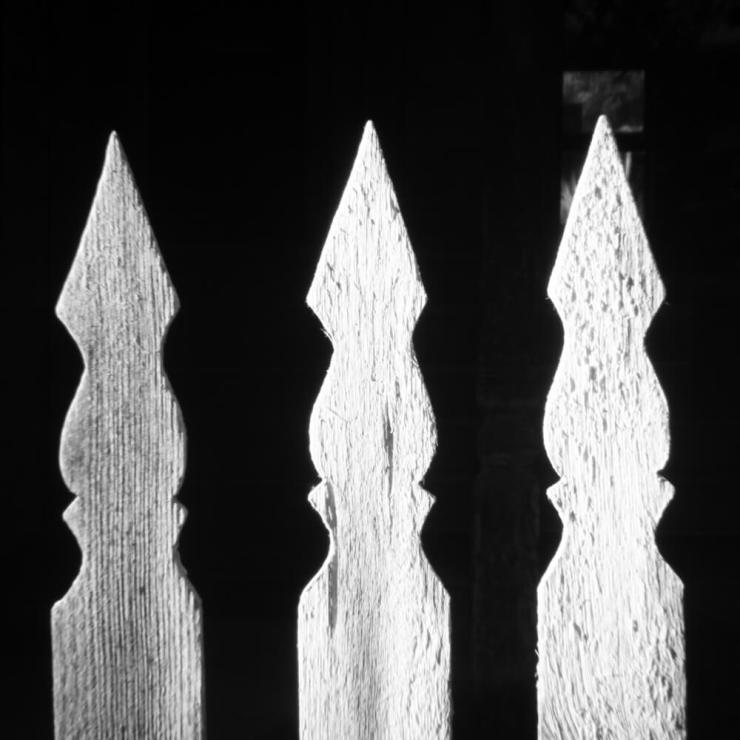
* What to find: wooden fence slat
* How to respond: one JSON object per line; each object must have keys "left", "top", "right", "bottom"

{"left": 53, "top": 134, "right": 203, "bottom": 739}
{"left": 297, "top": 121, "right": 450, "bottom": 739}
{"left": 538, "top": 116, "right": 685, "bottom": 738}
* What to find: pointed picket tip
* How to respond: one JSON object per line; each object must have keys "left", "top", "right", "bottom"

{"left": 306, "top": 120, "right": 426, "bottom": 339}
{"left": 360, "top": 118, "right": 379, "bottom": 149}
{"left": 107, "top": 129, "right": 121, "bottom": 151}
{"left": 355, "top": 119, "right": 383, "bottom": 176}
{"left": 549, "top": 114, "right": 664, "bottom": 325}
{"left": 101, "top": 130, "right": 126, "bottom": 180}
{"left": 592, "top": 112, "right": 611, "bottom": 142}
{"left": 56, "top": 132, "right": 178, "bottom": 344}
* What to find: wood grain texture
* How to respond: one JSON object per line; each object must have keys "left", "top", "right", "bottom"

{"left": 53, "top": 134, "right": 203, "bottom": 739}
{"left": 538, "top": 116, "right": 685, "bottom": 738}
{"left": 298, "top": 122, "right": 450, "bottom": 739}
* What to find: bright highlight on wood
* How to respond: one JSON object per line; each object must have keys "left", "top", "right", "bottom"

{"left": 298, "top": 121, "right": 450, "bottom": 739}
{"left": 538, "top": 116, "right": 685, "bottom": 739}
{"left": 53, "top": 134, "right": 203, "bottom": 739}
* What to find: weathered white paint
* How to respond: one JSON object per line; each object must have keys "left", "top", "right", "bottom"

{"left": 298, "top": 121, "right": 450, "bottom": 739}
{"left": 53, "top": 134, "right": 203, "bottom": 739}
{"left": 538, "top": 116, "right": 685, "bottom": 738}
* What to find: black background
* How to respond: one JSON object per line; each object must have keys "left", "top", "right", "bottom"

{"left": 3, "top": 1, "right": 740, "bottom": 737}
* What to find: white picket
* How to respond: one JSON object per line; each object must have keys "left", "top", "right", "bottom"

{"left": 538, "top": 116, "right": 685, "bottom": 738}
{"left": 53, "top": 134, "right": 203, "bottom": 738}
{"left": 297, "top": 121, "right": 451, "bottom": 739}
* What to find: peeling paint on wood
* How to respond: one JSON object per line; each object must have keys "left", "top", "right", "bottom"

{"left": 298, "top": 122, "right": 450, "bottom": 739}
{"left": 53, "top": 134, "right": 203, "bottom": 739}
{"left": 538, "top": 116, "right": 685, "bottom": 739}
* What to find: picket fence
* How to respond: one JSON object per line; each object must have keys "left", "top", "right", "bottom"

{"left": 52, "top": 116, "right": 685, "bottom": 739}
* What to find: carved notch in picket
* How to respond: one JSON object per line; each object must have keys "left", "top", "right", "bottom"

{"left": 538, "top": 116, "right": 685, "bottom": 738}
{"left": 53, "top": 134, "right": 203, "bottom": 739}
{"left": 298, "top": 122, "right": 450, "bottom": 739}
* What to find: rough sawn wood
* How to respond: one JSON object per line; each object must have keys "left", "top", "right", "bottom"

{"left": 538, "top": 116, "right": 685, "bottom": 739}
{"left": 53, "top": 134, "right": 203, "bottom": 739}
{"left": 298, "top": 121, "right": 450, "bottom": 739}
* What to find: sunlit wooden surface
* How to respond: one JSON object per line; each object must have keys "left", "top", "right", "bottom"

{"left": 538, "top": 116, "right": 685, "bottom": 739}
{"left": 298, "top": 122, "right": 450, "bottom": 740}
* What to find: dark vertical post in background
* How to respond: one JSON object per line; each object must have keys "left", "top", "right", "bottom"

{"left": 397, "top": 6, "right": 483, "bottom": 737}
{"left": 474, "top": 2, "right": 561, "bottom": 737}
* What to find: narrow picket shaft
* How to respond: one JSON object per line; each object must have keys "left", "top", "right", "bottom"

{"left": 538, "top": 116, "right": 685, "bottom": 738}
{"left": 53, "top": 134, "right": 203, "bottom": 738}
{"left": 298, "top": 122, "right": 450, "bottom": 739}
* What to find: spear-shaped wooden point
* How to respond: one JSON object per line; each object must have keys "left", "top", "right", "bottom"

{"left": 298, "top": 121, "right": 451, "bottom": 739}
{"left": 53, "top": 133, "right": 203, "bottom": 739}
{"left": 538, "top": 116, "right": 686, "bottom": 738}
